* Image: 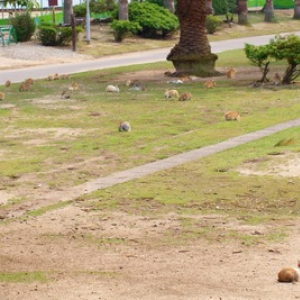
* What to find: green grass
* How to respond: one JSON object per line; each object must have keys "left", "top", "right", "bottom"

{"left": 0, "top": 50, "right": 299, "bottom": 192}
{"left": 1, "top": 46, "right": 300, "bottom": 247}
{"left": 26, "top": 200, "right": 72, "bottom": 217}
{"left": 0, "top": 271, "right": 48, "bottom": 283}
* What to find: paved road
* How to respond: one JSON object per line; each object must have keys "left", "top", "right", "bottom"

{"left": 1, "top": 31, "right": 300, "bottom": 84}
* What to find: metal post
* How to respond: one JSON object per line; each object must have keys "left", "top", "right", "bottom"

{"left": 86, "top": 0, "right": 90, "bottom": 43}
{"left": 52, "top": 6, "right": 56, "bottom": 24}
{"left": 71, "top": 14, "right": 76, "bottom": 51}
{"left": 1, "top": 1, "right": 3, "bottom": 19}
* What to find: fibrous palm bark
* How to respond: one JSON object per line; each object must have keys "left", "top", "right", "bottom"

{"left": 119, "top": 0, "right": 128, "bottom": 20}
{"left": 205, "top": 0, "right": 214, "bottom": 15}
{"left": 63, "top": 0, "right": 73, "bottom": 25}
{"left": 294, "top": 0, "right": 300, "bottom": 19}
{"left": 164, "top": 0, "right": 175, "bottom": 13}
{"left": 167, "top": 0, "right": 218, "bottom": 77}
{"left": 264, "top": 0, "right": 275, "bottom": 22}
{"left": 237, "top": 0, "right": 248, "bottom": 25}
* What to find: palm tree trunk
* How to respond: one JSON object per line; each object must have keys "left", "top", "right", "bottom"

{"left": 119, "top": 0, "right": 128, "bottom": 21}
{"left": 294, "top": 0, "right": 300, "bottom": 19}
{"left": 264, "top": 0, "right": 275, "bottom": 22}
{"left": 164, "top": 0, "right": 175, "bottom": 13}
{"left": 237, "top": 0, "right": 248, "bottom": 25}
{"left": 167, "top": 0, "right": 219, "bottom": 77}
{"left": 64, "top": 0, "right": 73, "bottom": 25}
{"left": 206, "top": 0, "right": 214, "bottom": 15}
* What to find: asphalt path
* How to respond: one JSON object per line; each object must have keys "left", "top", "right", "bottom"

{"left": 1, "top": 31, "right": 300, "bottom": 84}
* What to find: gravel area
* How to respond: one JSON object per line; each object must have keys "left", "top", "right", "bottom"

{"left": 0, "top": 41, "right": 91, "bottom": 69}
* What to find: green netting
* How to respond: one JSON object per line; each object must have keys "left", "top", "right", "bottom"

{"left": 248, "top": 0, "right": 294, "bottom": 9}
{"left": 274, "top": 0, "right": 294, "bottom": 9}
{"left": 247, "top": 0, "right": 265, "bottom": 8}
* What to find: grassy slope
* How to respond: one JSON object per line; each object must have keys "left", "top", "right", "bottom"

{"left": 1, "top": 11, "right": 300, "bottom": 248}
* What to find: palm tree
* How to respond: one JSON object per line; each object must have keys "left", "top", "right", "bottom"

{"left": 167, "top": 0, "right": 219, "bottom": 76}
{"left": 264, "top": 0, "right": 275, "bottom": 22}
{"left": 294, "top": 0, "right": 300, "bottom": 19}
{"left": 64, "top": 0, "right": 73, "bottom": 25}
{"left": 206, "top": 0, "right": 214, "bottom": 15}
{"left": 237, "top": 0, "right": 248, "bottom": 25}
{"left": 119, "top": 0, "right": 128, "bottom": 21}
{"left": 164, "top": 0, "right": 175, "bottom": 13}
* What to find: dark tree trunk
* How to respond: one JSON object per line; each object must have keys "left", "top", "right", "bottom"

{"left": 64, "top": 0, "right": 73, "bottom": 25}
{"left": 164, "top": 0, "right": 175, "bottom": 13}
{"left": 119, "top": 0, "right": 128, "bottom": 20}
{"left": 294, "top": 0, "right": 300, "bottom": 19}
{"left": 167, "top": 0, "right": 219, "bottom": 77}
{"left": 264, "top": 0, "right": 275, "bottom": 22}
{"left": 282, "top": 63, "right": 300, "bottom": 84}
{"left": 258, "top": 61, "right": 270, "bottom": 83}
{"left": 237, "top": 0, "right": 248, "bottom": 25}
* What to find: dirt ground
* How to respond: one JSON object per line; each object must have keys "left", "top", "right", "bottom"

{"left": 1, "top": 44, "right": 300, "bottom": 300}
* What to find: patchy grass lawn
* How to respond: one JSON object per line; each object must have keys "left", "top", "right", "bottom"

{"left": 1, "top": 47, "right": 300, "bottom": 223}
{"left": 76, "top": 9, "right": 300, "bottom": 57}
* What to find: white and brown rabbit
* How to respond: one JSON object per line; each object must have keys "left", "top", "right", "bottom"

{"left": 278, "top": 261, "right": 300, "bottom": 283}
{"left": 165, "top": 89, "right": 179, "bottom": 99}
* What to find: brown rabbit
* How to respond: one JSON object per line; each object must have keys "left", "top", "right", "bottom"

{"left": 126, "top": 79, "right": 141, "bottom": 87}
{"left": 274, "top": 73, "right": 282, "bottom": 86}
{"left": 165, "top": 89, "right": 179, "bottom": 99}
{"left": 61, "top": 74, "right": 70, "bottom": 80}
{"left": 226, "top": 68, "right": 237, "bottom": 79}
{"left": 179, "top": 92, "right": 192, "bottom": 101}
{"left": 47, "top": 75, "right": 54, "bottom": 81}
{"left": 278, "top": 261, "right": 300, "bottom": 283}
{"left": 204, "top": 80, "right": 216, "bottom": 89}
{"left": 69, "top": 82, "right": 79, "bottom": 91}
{"left": 19, "top": 82, "right": 31, "bottom": 92}
{"left": 0, "top": 92, "right": 5, "bottom": 100}
{"left": 179, "top": 74, "right": 191, "bottom": 82}
{"left": 25, "top": 78, "right": 34, "bottom": 85}
{"left": 5, "top": 80, "right": 11, "bottom": 87}
{"left": 54, "top": 73, "right": 60, "bottom": 80}
{"left": 224, "top": 111, "right": 240, "bottom": 121}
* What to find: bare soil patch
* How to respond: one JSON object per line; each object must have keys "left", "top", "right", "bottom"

{"left": 2, "top": 35, "right": 300, "bottom": 300}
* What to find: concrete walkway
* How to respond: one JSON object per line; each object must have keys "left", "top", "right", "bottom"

{"left": 1, "top": 31, "right": 300, "bottom": 84}
{"left": 73, "top": 117, "right": 300, "bottom": 196}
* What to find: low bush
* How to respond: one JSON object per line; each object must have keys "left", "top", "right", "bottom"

{"left": 73, "top": 4, "right": 86, "bottom": 18}
{"left": 38, "top": 23, "right": 83, "bottom": 46}
{"left": 128, "top": 1, "right": 178, "bottom": 38}
{"left": 90, "top": 0, "right": 117, "bottom": 14}
{"left": 205, "top": 15, "right": 223, "bottom": 34}
{"left": 213, "top": 0, "right": 237, "bottom": 15}
{"left": 111, "top": 20, "right": 141, "bottom": 42}
{"left": 10, "top": 12, "right": 36, "bottom": 42}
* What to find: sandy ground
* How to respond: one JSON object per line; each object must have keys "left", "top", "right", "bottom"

{"left": 1, "top": 43, "right": 300, "bottom": 300}
{"left": 0, "top": 41, "right": 92, "bottom": 70}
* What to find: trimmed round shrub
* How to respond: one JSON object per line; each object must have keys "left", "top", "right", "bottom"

{"left": 10, "top": 12, "right": 36, "bottom": 42}
{"left": 111, "top": 20, "right": 141, "bottom": 42}
{"left": 128, "top": 1, "right": 178, "bottom": 38}
{"left": 73, "top": 4, "right": 87, "bottom": 18}
{"left": 205, "top": 15, "right": 223, "bottom": 34}
{"left": 90, "top": 0, "right": 117, "bottom": 14}
{"left": 38, "top": 23, "right": 83, "bottom": 46}
{"left": 213, "top": 0, "right": 236, "bottom": 15}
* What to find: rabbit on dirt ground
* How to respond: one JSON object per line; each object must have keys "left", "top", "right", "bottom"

{"left": 278, "top": 261, "right": 300, "bottom": 283}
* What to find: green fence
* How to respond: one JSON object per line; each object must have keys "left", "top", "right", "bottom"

{"left": 274, "top": 0, "right": 294, "bottom": 9}
{"left": 248, "top": 0, "right": 295, "bottom": 9}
